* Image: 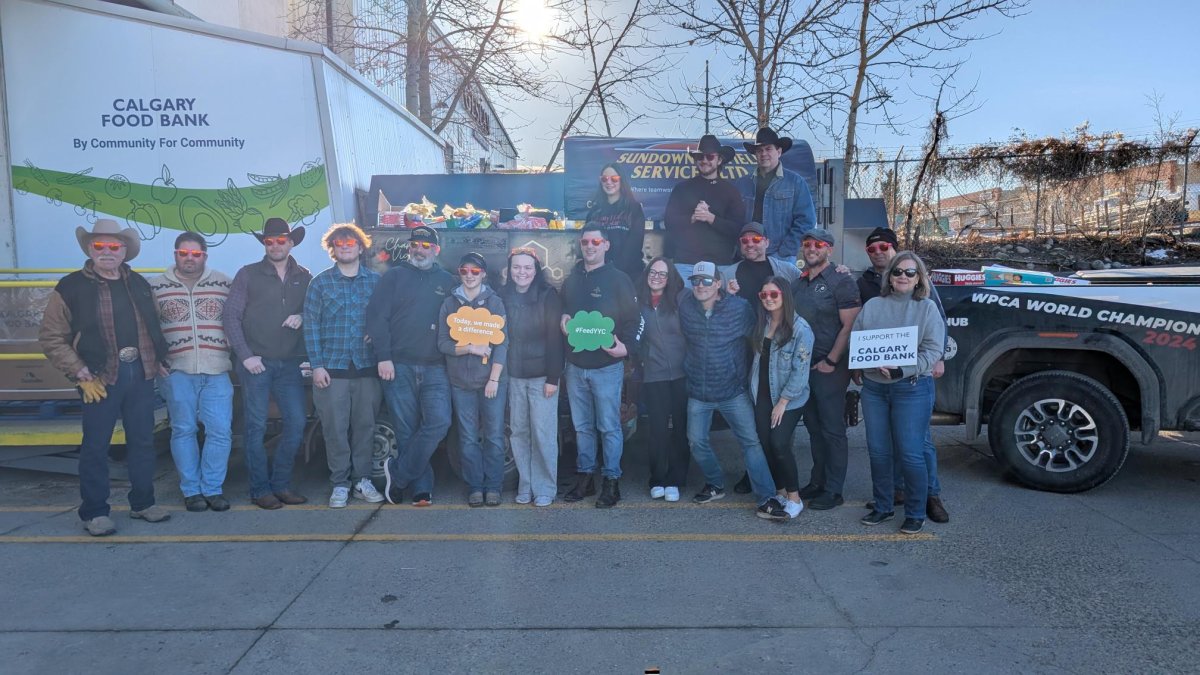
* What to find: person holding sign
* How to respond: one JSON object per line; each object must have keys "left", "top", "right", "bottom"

{"left": 852, "top": 252, "right": 945, "bottom": 535}
{"left": 438, "top": 252, "right": 509, "bottom": 507}
{"left": 749, "top": 276, "right": 815, "bottom": 520}
{"left": 501, "top": 248, "right": 564, "bottom": 507}
{"left": 560, "top": 228, "right": 641, "bottom": 508}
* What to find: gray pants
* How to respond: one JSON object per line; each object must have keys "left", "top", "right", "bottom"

{"left": 313, "top": 376, "right": 382, "bottom": 488}
{"left": 508, "top": 376, "right": 560, "bottom": 500}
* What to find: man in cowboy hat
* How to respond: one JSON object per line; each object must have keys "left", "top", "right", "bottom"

{"left": 664, "top": 134, "right": 746, "bottom": 282}
{"left": 737, "top": 126, "right": 816, "bottom": 261}
{"left": 39, "top": 219, "right": 171, "bottom": 536}
{"left": 223, "top": 217, "right": 313, "bottom": 509}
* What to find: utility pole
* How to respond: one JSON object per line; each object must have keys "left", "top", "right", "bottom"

{"left": 325, "top": 0, "right": 334, "bottom": 47}
{"left": 704, "top": 60, "right": 710, "bottom": 134}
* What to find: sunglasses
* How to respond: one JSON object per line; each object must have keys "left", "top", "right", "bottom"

{"left": 647, "top": 269, "right": 669, "bottom": 280}
{"left": 740, "top": 235, "right": 764, "bottom": 245}
{"left": 175, "top": 249, "right": 204, "bottom": 259}
{"left": 332, "top": 238, "right": 359, "bottom": 248}
{"left": 600, "top": 175, "right": 620, "bottom": 184}
{"left": 697, "top": 153, "right": 719, "bottom": 161}
{"left": 866, "top": 243, "right": 893, "bottom": 254}
{"left": 263, "top": 236, "right": 290, "bottom": 246}
{"left": 91, "top": 242, "right": 123, "bottom": 252}
{"left": 890, "top": 268, "right": 919, "bottom": 278}
{"left": 690, "top": 277, "right": 716, "bottom": 287}
{"left": 409, "top": 240, "right": 434, "bottom": 249}
{"left": 802, "top": 240, "right": 831, "bottom": 250}
{"left": 458, "top": 265, "right": 483, "bottom": 276}
{"left": 580, "top": 237, "right": 606, "bottom": 247}
{"left": 758, "top": 290, "right": 782, "bottom": 300}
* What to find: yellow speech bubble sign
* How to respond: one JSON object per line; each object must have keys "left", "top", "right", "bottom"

{"left": 447, "top": 306, "right": 506, "bottom": 363}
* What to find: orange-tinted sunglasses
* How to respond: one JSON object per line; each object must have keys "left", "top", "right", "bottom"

{"left": 263, "top": 236, "right": 290, "bottom": 246}
{"left": 758, "top": 290, "right": 782, "bottom": 300}
{"left": 458, "top": 265, "right": 483, "bottom": 276}
{"left": 580, "top": 237, "right": 606, "bottom": 247}
{"left": 91, "top": 241, "right": 123, "bottom": 252}
{"left": 802, "top": 240, "right": 831, "bottom": 250}
{"left": 866, "top": 242, "right": 893, "bottom": 254}
{"left": 175, "top": 249, "right": 204, "bottom": 259}
{"left": 740, "top": 235, "right": 764, "bottom": 245}
{"left": 409, "top": 240, "right": 434, "bottom": 250}
{"left": 331, "top": 238, "right": 359, "bottom": 247}
{"left": 600, "top": 175, "right": 620, "bottom": 184}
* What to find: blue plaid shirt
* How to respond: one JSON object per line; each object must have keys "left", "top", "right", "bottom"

{"left": 303, "top": 264, "right": 381, "bottom": 371}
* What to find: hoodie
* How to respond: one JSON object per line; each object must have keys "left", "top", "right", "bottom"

{"left": 366, "top": 261, "right": 455, "bottom": 366}
{"left": 560, "top": 262, "right": 641, "bottom": 370}
{"left": 437, "top": 284, "right": 508, "bottom": 390}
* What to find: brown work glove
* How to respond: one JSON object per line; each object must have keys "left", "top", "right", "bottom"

{"left": 78, "top": 379, "right": 108, "bottom": 404}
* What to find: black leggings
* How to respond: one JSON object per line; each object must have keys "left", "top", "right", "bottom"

{"left": 754, "top": 395, "right": 804, "bottom": 493}
{"left": 642, "top": 377, "right": 691, "bottom": 488}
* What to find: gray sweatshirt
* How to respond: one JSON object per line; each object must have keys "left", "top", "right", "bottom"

{"left": 852, "top": 292, "right": 945, "bottom": 383}
{"left": 437, "top": 284, "right": 508, "bottom": 390}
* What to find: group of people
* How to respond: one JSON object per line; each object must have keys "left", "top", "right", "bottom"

{"left": 38, "top": 126, "right": 948, "bottom": 538}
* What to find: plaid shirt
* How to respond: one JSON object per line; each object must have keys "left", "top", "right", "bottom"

{"left": 303, "top": 264, "right": 380, "bottom": 371}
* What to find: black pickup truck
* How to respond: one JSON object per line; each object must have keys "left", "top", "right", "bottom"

{"left": 934, "top": 265, "right": 1200, "bottom": 492}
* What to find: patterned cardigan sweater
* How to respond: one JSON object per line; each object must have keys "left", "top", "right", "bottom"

{"left": 150, "top": 266, "right": 234, "bottom": 375}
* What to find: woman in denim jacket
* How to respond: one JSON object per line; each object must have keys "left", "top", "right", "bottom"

{"left": 749, "top": 275, "right": 815, "bottom": 520}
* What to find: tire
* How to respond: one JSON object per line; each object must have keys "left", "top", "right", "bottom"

{"left": 443, "top": 423, "right": 519, "bottom": 492}
{"left": 988, "top": 370, "right": 1130, "bottom": 493}
{"left": 369, "top": 418, "right": 399, "bottom": 480}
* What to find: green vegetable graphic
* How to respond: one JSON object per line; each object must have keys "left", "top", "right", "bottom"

{"left": 566, "top": 311, "right": 615, "bottom": 352}
{"left": 11, "top": 162, "right": 329, "bottom": 240}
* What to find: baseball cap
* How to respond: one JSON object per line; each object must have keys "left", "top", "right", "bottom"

{"left": 690, "top": 261, "right": 717, "bottom": 281}
{"left": 459, "top": 251, "right": 487, "bottom": 272}
{"left": 865, "top": 227, "right": 898, "bottom": 248}
{"left": 803, "top": 228, "right": 835, "bottom": 246}
{"left": 740, "top": 222, "right": 765, "bottom": 236}
{"left": 409, "top": 225, "right": 440, "bottom": 245}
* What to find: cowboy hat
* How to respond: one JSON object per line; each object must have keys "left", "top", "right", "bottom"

{"left": 743, "top": 127, "right": 793, "bottom": 154}
{"left": 689, "top": 134, "right": 736, "bottom": 165}
{"left": 253, "top": 217, "right": 305, "bottom": 245}
{"left": 76, "top": 219, "right": 141, "bottom": 261}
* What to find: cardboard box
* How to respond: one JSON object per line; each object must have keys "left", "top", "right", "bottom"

{"left": 981, "top": 265, "right": 1089, "bottom": 286}
{"left": 930, "top": 269, "right": 985, "bottom": 286}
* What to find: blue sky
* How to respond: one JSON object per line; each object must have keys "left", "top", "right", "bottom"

{"left": 513, "top": 0, "right": 1199, "bottom": 165}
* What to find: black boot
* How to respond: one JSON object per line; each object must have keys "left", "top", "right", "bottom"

{"left": 733, "top": 472, "right": 752, "bottom": 494}
{"left": 596, "top": 478, "right": 621, "bottom": 509}
{"left": 563, "top": 473, "right": 596, "bottom": 502}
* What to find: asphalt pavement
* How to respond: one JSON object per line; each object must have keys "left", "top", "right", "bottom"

{"left": 3, "top": 424, "right": 1200, "bottom": 674}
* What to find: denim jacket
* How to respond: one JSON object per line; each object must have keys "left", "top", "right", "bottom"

{"left": 749, "top": 312, "right": 815, "bottom": 411}
{"left": 738, "top": 165, "right": 816, "bottom": 259}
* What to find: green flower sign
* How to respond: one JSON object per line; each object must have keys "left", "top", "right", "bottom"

{"left": 566, "top": 311, "right": 615, "bottom": 352}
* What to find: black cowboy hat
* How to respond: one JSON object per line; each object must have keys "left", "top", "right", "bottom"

{"left": 743, "top": 127, "right": 793, "bottom": 154}
{"left": 253, "top": 217, "right": 305, "bottom": 245}
{"left": 689, "top": 134, "right": 736, "bottom": 164}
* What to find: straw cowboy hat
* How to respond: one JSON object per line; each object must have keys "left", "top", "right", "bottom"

{"left": 76, "top": 219, "right": 141, "bottom": 261}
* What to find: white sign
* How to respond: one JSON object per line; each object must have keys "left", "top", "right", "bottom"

{"left": 848, "top": 326, "right": 919, "bottom": 368}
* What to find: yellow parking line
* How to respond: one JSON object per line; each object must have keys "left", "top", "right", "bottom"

{"left": 0, "top": 532, "right": 935, "bottom": 544}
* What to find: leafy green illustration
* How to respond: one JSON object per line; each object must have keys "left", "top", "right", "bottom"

{"left": 566, "top": 311, "right": 615, "bottom": 352}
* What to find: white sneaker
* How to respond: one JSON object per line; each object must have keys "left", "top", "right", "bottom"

{"left": 515, "top": 493, "right": 532, "bottom": 505}
{"left": 354, "top": 478, "right": 384, "bottom": 503}
{"left": 534, "top": 496, "right": 553, "bottom": 507}
{"left": 664, "top": 487, "right": 680, "bottom": 502}
{"left": 650, "top": 486, "right": 666, "bottom": 499}
{"left": 784, "top": 498, "right": 803, "bottom": 519}
{"left": 329, "top": 486, "right": 350, "bottom": 508}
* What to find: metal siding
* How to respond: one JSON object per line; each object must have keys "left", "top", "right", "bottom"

{"left": 321, "top": 61, "right": 445, "bottom": 223}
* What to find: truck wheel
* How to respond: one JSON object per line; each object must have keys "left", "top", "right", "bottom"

{"left": 370, "top": 419, "right": 399, "bottom": 480}
{"left": 443, "top": 424, "right": 519, "bottom": 492}
{"left": 988, "top": 370, "right": 1129, "bottom": 493}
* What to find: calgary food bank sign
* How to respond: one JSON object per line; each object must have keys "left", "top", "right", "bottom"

{"left": 1, "top": 0, "right": 330, "bottom": 267}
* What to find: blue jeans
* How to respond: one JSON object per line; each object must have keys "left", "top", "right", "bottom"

{"left": 238, "top": 358, "right": 306, "bottom": 499}
{"left": 382, "top": 363, "right": 452, "bottom": 495}
{"left": 686, "top": 392, "right": 776, "bottom": 504}
{"left": 565, "top": 362, "right": 624, "bottom": 479}
{"left": 78, "top": 359, "right": 158, "bottom": 521}
{"left": 891, "top": 427, "right": 942, "bottom": 497}
{"left": 159, "top": 371, "right": 233, "bottom": 498}
{"left": 451, "top": 382, "right": 508, "bottom": 492}
{"left": 862, "top": 376, "right": 935, "bottom": 520}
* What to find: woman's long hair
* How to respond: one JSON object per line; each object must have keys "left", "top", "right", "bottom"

{"left": 637, "top": 256, "right": 683, "bottom": 314}
{"left": 752, "top": 275, "right": 796, "bottom": 355}
{"left": 587, "top": 163, "right": 639, "bottom": 214}
{"left": 501, "top": 247, "right": 550, "bottom": 297}
{"left": 880, "top": 251, "right": 931, "bottom": 301}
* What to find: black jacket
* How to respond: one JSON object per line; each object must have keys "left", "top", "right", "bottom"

{"left": 560, "top": 262, "right": 641, "bottom": 370}
{"left": 366, "top": 261, "right": 456, "bottom": 366}
{"left": 501, "top": 284, "right": 565, "bottom": 384}
{"left": 663, "top": 176, "right": 746, "bottom": 265}
{"left": 585, "top": 200, "right": 647, "bottom": 279}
